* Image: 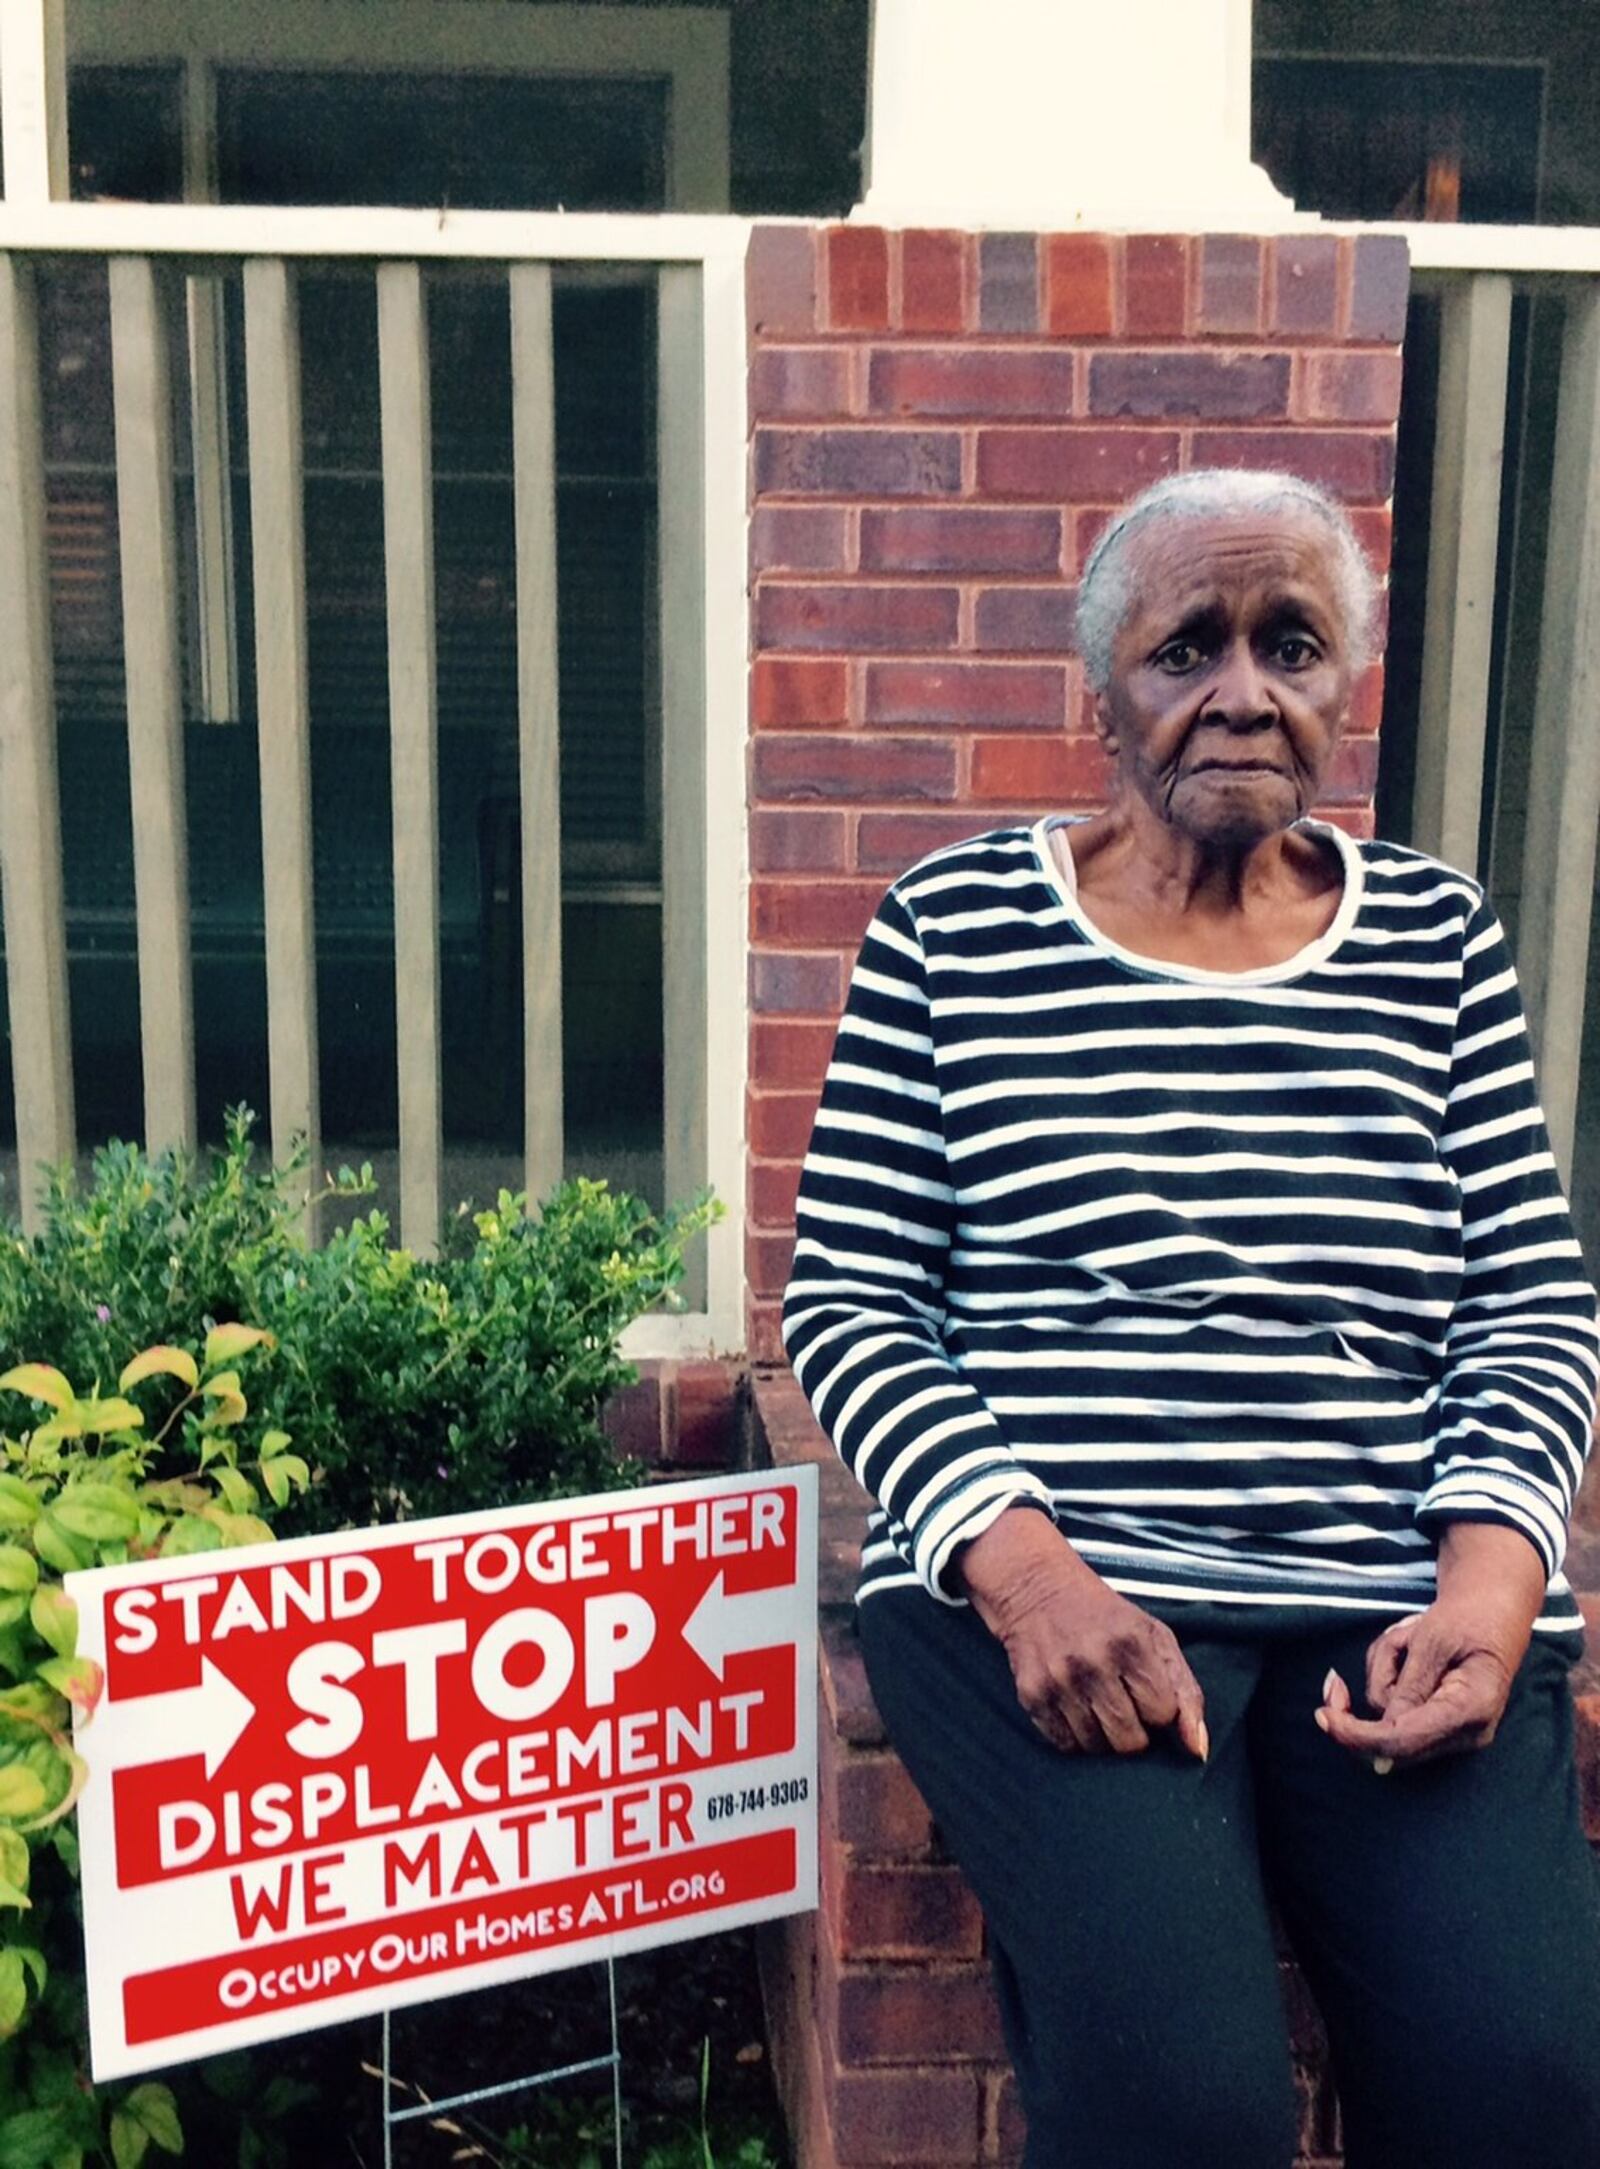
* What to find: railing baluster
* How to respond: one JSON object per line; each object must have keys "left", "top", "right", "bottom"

{"left": 0, "top": 253, "right": 75, "bottom": 1227}
{"left": 0, "top": 2, "right": 69, "bottom": 206}
{"left": 180, "top": 53, "right": 238, "bottom": 725}
{"left": 658, "top": 265, "right": 709, "bottom": 1304}
{"left": 1411, "top": 273, "right": 1513, "bottom": 875}
{"left": 243, "top": 258, "right": 321, "bottom": 1221}
{"left": 377, "top": 260, "right": 443, "bottom": 1255}
{"left": 1517, "top": 281, "right": 1600, "bottom": 1181}
{"left": 110, "top": 255, "right": 197, "bottom": 1157}
{"left": 510, "top": 262, "right": 565, "bottom": 1207}
{"left": 186, "top": 274, "right": 240, "bottom": 723}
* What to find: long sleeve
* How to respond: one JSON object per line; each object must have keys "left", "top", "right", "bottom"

{"left": 1419, "top": 893, "right": 1600, "bottom": 1577}
{"left": 781, "top": 886, "right": 1056, "bottom": 1602}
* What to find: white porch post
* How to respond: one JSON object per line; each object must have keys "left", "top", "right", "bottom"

{"left": 0, "top": 0, "right": 69, "bottom": 204}
{"left": 861, "top": 0, "right": 1294, "bottom": 229}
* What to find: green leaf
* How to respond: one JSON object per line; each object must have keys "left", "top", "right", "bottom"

{"left": 276, "top": 1454, "right": 311, "bottom": 1494}
{"left": 37, "top": 1656, "right": 102, "bottom": 1718}
{"left": 0, "top": 1480, "right": 40, "bottom": 1532}
{"left": 202, "top": 1324, "right": 274, "bottom": 1372}
{"left": 0, "top": 1768, "right": 48, "bottom": 1821}
{"left": 257, "top": 1430, "right": 292, "bottom": 1461}
{"left": 0, "top": 1368, "right": 73, "bottom": 1412}
{"left": 108, "top": 2113, "right": 148, "bottom": 2169}
{"left": 260, "top": 1461, "right": 290, "bottom": 1511}
{"left": 0, "top": 1828, "right": 29, "bottom": 1894}
{"left": 211, "top": 1467, "right": 257, "bottom": 1515}
{"left": 160, "top": 1517, "right": 223, "bottom": 1557}
{"left": 119, "top": 1346, "right": 199, "bottom": 1395}
{"left": 205, "top": 1510, "right": 274, "bottom": 1549}
{"left": 0, "top": 1599, "right": 28, "bottom": 1633}
{"left": 124, "top": 2084, "right": 182, "bottom": 2156}
{"left": 20, "top": 1743, "right": 85, "bottom": 1831}
{"left": 0, "top": 1881, "right": 28, "bottom": 1912}
{"left": 0, "top": 1950, "right": 26, "bottom": 2038}
{"left": 51, "top": 1486, "right": 140, "bottom": 1543}
{"left": 30, "top": 1519, "right": 89, "bottom": 1577}
{"left": 0, "top": 1551, "right": 37, "bottom": 1597}
{"left": 0, "top": 1680, "right": 61, "bottom": 1723}
{"left": 69, "top": 1398, "right": 144, "bottom": 1438}
{"left": 27, "top": 1587, "right": 77, "bottom": 1661}
{"left": 15, "top": 1947, "right": 44, "bottom": 1996}
{"left": 22, "top": 1415, "right": 80, "bottom": 1449}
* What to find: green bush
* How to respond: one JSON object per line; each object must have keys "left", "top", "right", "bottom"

{"left": 0, "top": 1108, "right": 721, "bottom": 1531}
{"left": 0, "top": 1331, "right": 305, "bottom": 2169}
{"left": 0, "top": 1112, "right": 720, "bottom": 2163}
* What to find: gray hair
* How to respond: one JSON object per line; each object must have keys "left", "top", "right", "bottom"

{"left": 1074, "top": 468, "right": 1380, "bottom": 692}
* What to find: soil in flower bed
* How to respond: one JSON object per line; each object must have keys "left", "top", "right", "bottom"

{"left": 167, "top": 1926, "right": 790, "bottom": 2167}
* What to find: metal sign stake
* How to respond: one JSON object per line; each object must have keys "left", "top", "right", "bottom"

{"left": 379, "top": 1957, "right": 625, "bottom": 2169}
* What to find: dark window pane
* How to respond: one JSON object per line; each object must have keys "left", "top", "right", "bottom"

{"left": 554, "top": 286, "right": 653, "bottom": 481}
{"left": 1253, "top": 59, "right": 1541, "bottom": 224}
{"left": 68, "top": 64, "right": 183, "bottom": 204}
{"left": 216, "top": 70, "right": 667, "bottom": 212}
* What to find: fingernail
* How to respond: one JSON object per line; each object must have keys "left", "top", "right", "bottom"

{"left": 1322, "top": 1668, "right": 1340, "bottom": 1701}
{"left": 1314, "top": 1709, "right": 1330, "bottom": 1733}
{"left": 1372, "top": 1755, "right": 1394, "bottom": 1776}
{"left": 1196, "top": 1721, "right": 1210, "bottom": 1763}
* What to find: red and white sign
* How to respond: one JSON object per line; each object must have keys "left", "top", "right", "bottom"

{"left": 67, "top": 1468, "right": 817, "bottom": 2079}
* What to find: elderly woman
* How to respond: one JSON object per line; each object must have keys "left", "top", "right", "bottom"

{"left": 782, "top": 469, "right": 1600, "bottom": 2168}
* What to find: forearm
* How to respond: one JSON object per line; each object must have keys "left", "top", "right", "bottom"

{"left": 1434, "top": 1518, "right": 1547, "bottom": 1631}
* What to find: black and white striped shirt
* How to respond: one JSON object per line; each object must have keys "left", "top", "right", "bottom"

{"left": 782, "top": 817, "right": 1599, "bottom": 1644}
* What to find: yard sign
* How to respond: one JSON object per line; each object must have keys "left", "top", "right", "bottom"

{"left": 67, "top": 1467, "right": 818, "bottom": 2081}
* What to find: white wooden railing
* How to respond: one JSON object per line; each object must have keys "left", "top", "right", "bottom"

{"left": 1397, "top": 226, "right": 1600, "bottom": 1189}
{"left": 0, "top": 205, "right": 751, "bottom": 1353}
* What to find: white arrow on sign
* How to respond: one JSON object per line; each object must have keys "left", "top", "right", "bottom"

{"left": 682, "top": 1571, "right": 803, "bottom": 1682}
{"left": 92, "top": 1657, "right": 256, "bottom": 1781}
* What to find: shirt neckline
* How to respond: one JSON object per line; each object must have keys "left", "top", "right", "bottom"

{"left": 1029, "top": 813, "right": 1366, "bottom": 987}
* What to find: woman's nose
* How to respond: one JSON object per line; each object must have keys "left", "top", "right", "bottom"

{"left": 1201, "top": 639, "right": 1277, "bottom": 723}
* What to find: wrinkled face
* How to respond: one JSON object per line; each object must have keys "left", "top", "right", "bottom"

{"left": 1096, "top": 509, "right": 1354, "bottom": 850}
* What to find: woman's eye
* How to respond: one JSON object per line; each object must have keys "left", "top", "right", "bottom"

{"left": 1153, "top": 640, "right": 1201, "bottom": 672}
{"left": 1274, "top": 634, "right": 1319, "bottom": 668}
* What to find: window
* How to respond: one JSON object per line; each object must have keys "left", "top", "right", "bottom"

{"left": 1252, "top": 57, "right": 1543, "bottom": 225}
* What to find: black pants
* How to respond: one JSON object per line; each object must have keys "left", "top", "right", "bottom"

{"left": 858, "top": 1586, "right": 1600, "bottom": 2169}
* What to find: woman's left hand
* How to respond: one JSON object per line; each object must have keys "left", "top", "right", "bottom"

{"left": 1315, "top": 1522, "right": 1548, "bottom": 1770}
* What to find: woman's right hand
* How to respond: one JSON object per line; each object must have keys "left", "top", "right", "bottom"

{"left": 957, "top": 1507, "right": 1209, "bottom": 1760}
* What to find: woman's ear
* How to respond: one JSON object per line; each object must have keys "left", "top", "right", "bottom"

{"left": 1090, "top": 693, "right": 1120, "bottom": 759}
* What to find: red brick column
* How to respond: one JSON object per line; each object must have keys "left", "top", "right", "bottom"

{"left": 744, "top": 222, "right": 1416, "bottom": 2169}
{"left": 745, "top": 223, "right": 1408, "bottom": 1365}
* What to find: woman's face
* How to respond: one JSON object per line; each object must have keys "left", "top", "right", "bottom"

{"left": 1095, "top": 508, "right": 1355, "bottom": 852}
